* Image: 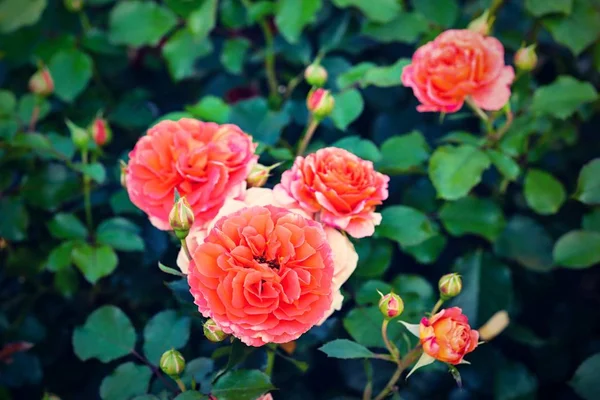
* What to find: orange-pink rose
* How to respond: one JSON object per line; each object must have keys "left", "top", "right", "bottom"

{"left": 125, "top": 118, "right": 256, "bottom": 230}
{"left": 274, "top": 147, "right": 389, "bottom": 238}
{"left": 419, "top": 307, "right": 479, "bottom": 364}
{"left": 187, "top": 205, "right": 334, "bottom": 346}
{"left": 401, "top": 29, "right": 514, "bottom": 113}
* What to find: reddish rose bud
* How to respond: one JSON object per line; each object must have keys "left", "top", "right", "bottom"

{"left": 89, "top": 117, "right": 112, "bottom": 147}
{"left": 304, "top": 64, "right": 328, "bottom": 87}
{"left": 467, "top": 10, "right": 492, "bottom": 36}
{"left": 514, "top": 44, "right": 537, "bottom": 71}
{"left": 438, "top": 273, "right": 462, "bottom": 300}
{"left": 29, "top": 67, "right": 54, "bottom": 97}
{"left": 306, "top": 88, "right": 334, "bottom": 120}
{"left": 378, "top": 292, "right": 404, "bottom": 320}
{"left": 203, "top": 319, "right": 228, "bottom": 342}
{"left": 159, "top": 349, "right": 185, "bottom": 377}
{"left": 0, "top": 341, "right": 34, "bottom": 364}
{"left": 169, "top": 196, "right": 194, "bottom": 239}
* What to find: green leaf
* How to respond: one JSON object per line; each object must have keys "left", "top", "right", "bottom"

{"left": 47, "top": 213, "right": 88, "bottom": 240}
{"left": 343, "top": 306, "right": 401, "bottom": 347}
{"left": 47, "top": 241, "right": 76, "bottom": 272}
{"left": 531, "top": 76, "right": 598, "bottom": 119}
{"left": 100, "top": 363, "right": 152, "bottom": 400}
{"left": 429, "top": 144, "right": 491, "bottom": 200}
{"left": 12, "top": 131, "right": 53, "bottom": 152}
{"left": 354, "top": 239, "right": 392, "bottom": 278}
{"left": 330, "top": 89, "right": 364, "bottom": 130}
{"left": 543, "top": 0, "right": 600, "bottom": 56}
{"left": 495, "top": 215, "right": 555, "bottom": 272}
{"left": 229, "top": 98, "right": 290, "bottom": 145}
{"left": 332, "top": 0, "right": 401, "bottom": 23}
{"left": 212, "top": 370, "right": 274, "bottom": 400}
{"left": 363, "top": 59, "right": 410, "bottom": 87}
{"left": 402, "top": 234, "right": 447, "bottom": 265}
{"left": 18, "top": 94, "right": 51, "bottom": 124}
{"left": 97, "top": 218, "right": 145, "bottom": 252}
{"left": 188, "top": 0, "right": 218, "bottom": 40}
{"left": 158, "top": 262, "right": 185, "bottom": 277}
{"left": 163, "top": 28, "right": 213, "bottom": 81}
{"left": 48, "top": 49, "right": 93, "bottom": 102}
{"left": 362, "top": 12, "right": 428, "bottom": 43}
{"left": 143, "top": 310, "right": 191, "bottom": 365}
{"left": 174, "top": 393, "right": 207, "bottom": 400}
{"left": 319, "top": 339, "right": 375, "bottom": 359}
{"left": 221, "top": 38, "right": 250, "bottom": 75}
{"left": 73, "top": 305, "right": 136, "bottom": 362}
{"left": 487, "top": 149, "right": 521, "bottom": 181}
{"left": 0, "top": 118, "right": 18, "bottom": 140}
{"left": 525, "top": 0, "right": 573, "bottom": 16}
{"left": 180, "top": 358, "right": 214, "bottom": 393}
{"left": 378, "top": 206, "right": 437, "bottom": 247}
{"left": 336, "top": 63, "right": 375, "bottom": 89}
{"left": 524, "top": 169, "right": 566, "bottom": 215}
{"left": 0, "top": 90, "right": 16, "bottom": 117}
{"left": 439, "top": 196, "right": 505, "bottom": 242}
{"left": 451, "top": 251, "right": 513, "bottom": 327}
{"left": 0, "top": 197, "right": 29, "bottom": 242}
{"left": 355, "top": 280, "right": 392, "bottom": 306}
{"left": 378, "top": 131, "right": 430, "bottom": 174}
{"left": 0, "top": 0, "right": 47, "bottom": 33}
{"left": 575, "top": 158, "right": 600, "bottom": 205}
{"left": 582, "top": 209, "right": 600, "bottom": 233}
{"left": 331, "top": 135, "right": 381, "bottom": 162}
{"left": 72, "top": 243, "right": 118, "bottom": 284}
{"left": 495, "top": 361, "right": 538, "bottom": 400}
{"left": 570, "top": 353, "right": 600, "bottom": 400}
{"left": 553, "top": 230, "right": 600, "bottom": 268}
{"left": 110, "top": 1, "right": 177, "bottom": 47}
{"left": 54, "top": 266, "right": 79, "bottom": 298}
{"left": 275, "top": 0, "right": 322, "bottom": 44}
{"left": 74, "top": 162, "right": 106, "bottom": 184}
{"left": 411, "top": 0, "right": 459, "bottom": 27}
{"left": 186, "top": 96, "right": 230, "bottom": 123}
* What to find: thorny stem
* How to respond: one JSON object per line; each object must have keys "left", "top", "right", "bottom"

{"left": 181, "top": 239, "right": 192, "bottom": 261}
{"left": 296, "top": 118, "right": 320, "bottom": 157}
{"left": 131, "top": 350, "right": 179, "bottom": 393}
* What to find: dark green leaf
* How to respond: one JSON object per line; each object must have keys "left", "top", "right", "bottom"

{"left": 72, "top": 243, "right": 118, "bottom": 284}
{"left": 575, "top": 158, "right": 600, "bottom": 205}
{"left": 143, "top": 310, "right": 191, "bottom": 365}
{"left": 186, "top": 96, "right": 230, "bottom": 123}
{"left": 46, "top": 241, "right": 76, "bottom": 272}
{"left": 17, "top": 94, "right": 51, "bottom": 124}
{"left": 188, "top": 0, "right": 217, "bottom": 40}
{"left": 221, "top": 38, "right": 250, "bottom": 75}
{"left": 54, "top": 266, "right": 79, "bottom": 298}
{"left": 332, "top": 0, "right": 401, "bottom": 23}
{"left": 319, "top": 339, "right": 375, "bottom": 359}
{"left": 163, "top": 28, "right": 213, "bottom": 81}
{"left": 402, "top": 234, "right": 447, "bottom": 265}
{"left": 47, "top": 213, "right": 88, "bottom": 240}
{"left": 582, "top": 209, "right": 600, "bottom": 233}
{"left": 524, "top": 169, "right": 566, "bottom": 215}
{"left": 344, "top": 306, "right": 404, "bottom": 348}
{"left": 487, "top": 149, "right": 521, "bottom": 181}
{"left": 378, "top": 131, "right": 430, "bottom": 174}
{"left": 181, "top": 357, "right": 214, "bottom": 392}
{"left": 229, "top": 98, "right": 290, "bottom": 145}
{"left": 525, "top": 0, "right": 572, "bottom": 16}
{"left": 330, "top": 89, "right": 364, "bottom": 130}
{"left": 109, "top": 1, "right": 177, "bottom": 47}
{"left": 570, "top": 353, "right": 600, "bottom": 400}
{"left": 331, "top": 135, "right": 381, "bottom": 162}
{"left": 212, "top": 370, "right": 274, "bottom": 400}
{"left": 378, "top": 206, "right": 437, "bottom": 246}
{"left": 531, "top": 76, "right": 598, "bottom": 119}
{"left": 100, "top": 363, "right": 152, "bottom": 400}
{"left": 0, "top": 197, "right": 29, "bottom": 241}
{"left": 0, "top": 0, "right": 47, "bottom": 33}
{"left": 411, "top": 0, "right": 459, "bottom": 27}
{"left": 73, "top": 162, "right": 106, "bottom": 184}
{"left": 543, "top": 1, "right": 600, "bottom": 56}
{"left": 553, "top": 230, "right": 600, "bottom": 268}
{"left": 362, "top": 12, "right": 428, "bottom": 43}
{"left": 73, "top": 305, "right": 136, "bottom": 362}
{"left": 354, "top": 239, "right": 392, "bottom": 278}
{"left": 48, "top": 49, "right": 93, "bottom": 102}
{"left": 495, "top": 361, "right": 538, "bottom": 400}
{"left": 439, "top": 196, "right": 505, "bottom": 241}
{"left": 275, "top": 0, "right": 322, "bottom": 44}
{"left": 362, "top": 59, "right": 410, "bottom": 88}
{"left": 0, "top": 90, "right": 16, "bottom": 117}
{"left": 158, "top": 262, "right": 185, "bottom": 277}
{"left": 96, "top": 218, "right": 145, "bottom": 252}
{"left": 355, "top": 280, "right": 392, "bottom": 306}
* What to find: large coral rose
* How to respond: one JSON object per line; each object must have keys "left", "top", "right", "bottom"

{"left": 274, "top": 147, "right": 389, "bottom": 238}
{"left": 419, "top": 307, "right": 479, "bottom": 364}
{"left": 187, "top": 205, "right": 335, "bottom": 346}
{"left": 178, "top": 188, "right": 358, "bottom": 326}
{"left": 401, "top": 29, "right": 514, "bottom": 113}
{"left": 125, "top": 118, "right": 256, "bottom": 230}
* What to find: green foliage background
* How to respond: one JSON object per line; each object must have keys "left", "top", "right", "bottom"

{"left": 1, "top": 0, "right": 600, "bottom": 399}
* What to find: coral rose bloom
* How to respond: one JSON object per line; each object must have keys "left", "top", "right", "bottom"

{"left": 274, "top": 147, "right": 389, "bottom": 239}
{"left": 125, "top": 118, "right": 256, "bottom": 230}
{"left": 402, "top": 29, "right": 515, "bottom": 113}
{"left": 419, "top": 307, "right": 479, "bottom": 364}
{"left": 187, "top": 205, "right": 334, "bottom": 346}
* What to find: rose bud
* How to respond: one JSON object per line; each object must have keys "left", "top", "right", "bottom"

{"left": 306, "top": 88, "right": 334, "bottom": 121}
{"left": 169, "top": 197, "right": 194, "bottom": 239}
{"left": 246, "top": 163, "right": 281, "bottom": 188}
{"left": 438, "top": 273, "right": 462, "bottom": 300}
{"left": 378, "top": 292, "right": 404, "bottom": 320}
{"left": 514, "top": 44, "right": 537, "bottom": 72}
{"left": 66, "top": 119, "right": 90, "bottom": 150}
{"left": 64, "top": 0, "right": 83, "bottom": 12}
{"left": 119, "top": 160, "right": 127, "bottom": 189}
{"left": 159, "top": 349, "right": 185, "bottom": 377}
{"left": 29, "top": 67, "right": 54, "bottom": 97}
{"left": 304, "top": 63, "right": 328, "bottom": 87}
{"left": 89, "top": 117, "right": 112, "bottom": 147}
{"left": 420, "top": 307, "right": 478, "bottom": 364}
{"left": 467, "top": 10, "right": 491, "bottom": 36}
{"left": 203, "top": 319, "right": 228, "bottom": 342}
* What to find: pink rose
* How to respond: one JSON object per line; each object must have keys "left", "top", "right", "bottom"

{"left": 274, "top": 147, "right": 389, "bottom": 238}
{"left": 125, "top": 118, "right": 257, "bottom": 230}
{"left": 401, "top": 29, "right": 515, "bottom": 113}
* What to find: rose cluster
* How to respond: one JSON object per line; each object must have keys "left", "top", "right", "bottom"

{"left": 125, "top": 118, "right": 389, "bottom": 346}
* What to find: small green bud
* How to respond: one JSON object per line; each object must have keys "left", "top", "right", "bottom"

{"left": 160, "top": 349, "right": 185, "bottom": 377}
{"left": 66, "top": 119, "right": 90, "bottom": 150}
{"left": 203, "top": 319, "right": 228, "bottom": 342}
{"left": 378, "top": 292, "right": 404, "bottom": 320}
{"left": 467, "top": 10, "right": 492, "bottom": 36}
{"left": 514, "top": 44, "right": 537, "bottom": 72}
{"left": 64, "top": 0, "right": 83, "bottom": 12}
{"left": 169, "top": 197, "right": 194, "bottom": 239}
{"left": 438, "top": 273, "right": 462, "bottom": 300}
{"left": 306, "top": 88, "right": 334, "bottom": 121}
{"left": 304, "top": 64, "right": 328, "bottom": 87}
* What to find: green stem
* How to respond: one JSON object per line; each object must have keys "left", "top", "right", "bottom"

{"left": 465, "top": 97, "right": 492, "bottom": 133}
{"left": 82, "top": 149, "right": 93, "bottom": 232}
{"left": 265, "top": 346, "right": 276, "bottom": 377}
{"left": 431, "top": 299, "right": 444, "bottom": 315}
{"left": 296, "top": 118, "right": 320, "bottom": 157}
{"left": 381, "top": 319, "right": 400, "bottom": 362}
{"left": 79, "top": 11, "right": 91, "bottom": 33}
{"left": 371, "top": 346, "right": 422, "bottom": 400}
{"left": 181, "top": 239, "right": 192, "bottom": 261}
{"left": 175, "top": 377, "right": 186, "bottom": 393}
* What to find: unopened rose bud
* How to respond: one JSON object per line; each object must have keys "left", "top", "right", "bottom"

{"left": 378, "top": 292, "right": 404, "bottom": 320}
{"left": 89, "top": 117, "right": 112, "bottom": 147}
{"left": 514, "top": 44, "right": 537, "bottom": 72}
{"left": 64, "top": 0, "right": 83, "bottom": 12}
{"left": 304, "top": 63, "right": 328, "bottom": 87}
{"left": 29, "top": 67, "right": 54, "bottom": 97}
{"left": 467, "top": 10, "right": 491, "bottom": 36}
{"left": 66, "top": 119, "right": 90, "bottom": 150}
{"left": 306, "top": 88, "right": 334, "bottom": 121}
{"left": 159, "top": 349, "right": 185, "bottom": 377}
{"left": 246, "top": 163, "right": 281, "bottom": 188}
{"left": 438, "top": 273, "right": 462, "bottom": 300}
{"left": 204, "top": 319, "right": 228, "bottom": 342}
{"left": 169, "top": 197, "right": 194, "bottom": 239}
